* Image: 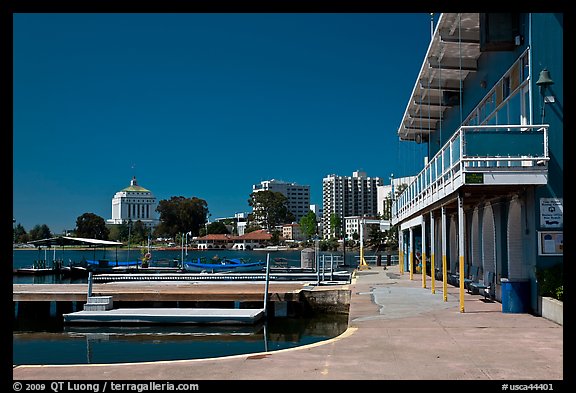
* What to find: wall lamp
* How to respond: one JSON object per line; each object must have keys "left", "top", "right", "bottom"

{"left": 536, "top": 68, "right": 554, "bottom": 124}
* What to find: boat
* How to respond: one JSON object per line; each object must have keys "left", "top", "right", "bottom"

{"left": 183, "top": 257, "right": 266, "bottom": 273}
{"left": 252, "top": 245, "right": 289, "bottom": 251}
{"left": 13, "top": 267, "right": 59, "bottom": 276}
{"left": 13, "top": 259, "right": 64, "bottom": 276}
{"left": 26, "top": 236, "right": 124, "bottom": 277}
{"left": 60, "top": 264, "right": 90, "bottom": 277}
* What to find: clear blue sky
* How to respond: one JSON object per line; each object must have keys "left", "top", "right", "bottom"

{"left": 13, "top": 12, "right": 437, "bottom": 233}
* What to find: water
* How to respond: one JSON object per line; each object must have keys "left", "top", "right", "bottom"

{"left": 13, "top": 248, "right": 354, "bottom": 365}
{"left": 13, "top": 314, "right": 349, "bottom": 365}
{"left": 12, "top": 248, "right": 364, "bottom": 284}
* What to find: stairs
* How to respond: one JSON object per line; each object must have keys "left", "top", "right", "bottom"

{"left": 83, "top": 296, "right": 114, "bottom": 311}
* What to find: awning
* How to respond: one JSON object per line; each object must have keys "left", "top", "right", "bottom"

{"left": 397, "top": 13, "right": 481, "bottom": 142}
{"left": 27, "top": 236, "right": 123, "bottom": 247}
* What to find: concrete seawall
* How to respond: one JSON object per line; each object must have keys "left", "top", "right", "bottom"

{"left": 13, "top": 264, "right": 564, "bottom": 381}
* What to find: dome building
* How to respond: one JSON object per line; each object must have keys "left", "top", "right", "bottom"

{"left": 107, "top": 177, "right": 159, "bottom": 229}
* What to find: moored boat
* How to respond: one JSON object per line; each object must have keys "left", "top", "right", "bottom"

{"left": 183, "top": 257, "right": 265, "bottom": 273}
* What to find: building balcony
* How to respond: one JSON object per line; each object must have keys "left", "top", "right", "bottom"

{"left": 391, "top": 124, "right": 549, "bottom": 224}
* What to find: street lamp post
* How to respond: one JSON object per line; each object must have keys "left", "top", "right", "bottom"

{"left": 185, "top": 231, "right": 192, "bottom": 259}
{"left": 181, "top": 233, "right": 184, "bottom": 265}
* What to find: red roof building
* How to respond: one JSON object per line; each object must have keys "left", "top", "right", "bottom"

{"left": 196, "top": 230, "right": 272, "bottom": 250}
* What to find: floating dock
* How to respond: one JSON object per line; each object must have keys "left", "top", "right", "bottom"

{"left": 63, "top": 307, "right": 265, "bottom": 325}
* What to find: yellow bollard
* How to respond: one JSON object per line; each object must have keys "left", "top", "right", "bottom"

{"left": 422, "top": 252, "right": 427, "bottom": 288}
{"left": 431, "top": 253, "right": 435, "bottom": 294}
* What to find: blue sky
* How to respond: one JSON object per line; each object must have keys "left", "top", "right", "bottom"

{"left": 13, "top": 12, "right": 436, "bottom": 233}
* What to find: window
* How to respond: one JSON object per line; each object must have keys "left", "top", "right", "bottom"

{"left": 502, "top": 76, "right": 511, "bottom": 100}
{"left": 480, "top": 13, "right": 520, "bottom": 52}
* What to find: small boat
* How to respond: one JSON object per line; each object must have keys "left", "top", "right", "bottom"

{"left": 85, "top": 259, "right": 141, "bottom": 268}
{"left": 13, "top": 267, "right": 58, "bottom": 275}
{"left": 183, "top": 257, "right": 266, "bottom": 273}
{"left": 13, "top": 259, "right": 64, "bottom": 276}
{"left": 60, "top": 264, "right": 90, "bottom": 277}
{"left": 252, "top": 245, "right": 289, "bottom": 251}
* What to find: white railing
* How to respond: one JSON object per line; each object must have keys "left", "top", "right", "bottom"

{"left": 392, "top": 124, "right": 549, "bottom": 224}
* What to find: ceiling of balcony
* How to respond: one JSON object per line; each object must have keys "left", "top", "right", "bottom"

{"left": 397, "top": 13, "right": 481, "bottom": 142}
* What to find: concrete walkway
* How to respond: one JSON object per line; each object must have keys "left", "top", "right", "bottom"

{"left": 13, "top": 265, "right": 564, "bottom": 382}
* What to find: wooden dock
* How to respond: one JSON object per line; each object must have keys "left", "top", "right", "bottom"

{"left": 13, "top": 281, "right": 308, "bottom": 303}
{"left": 63, "top": 307, "right": 265, "bottom": 325}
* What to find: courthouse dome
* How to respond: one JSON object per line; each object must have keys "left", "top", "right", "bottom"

{"left": 121, "top": 176, "right": 150, "bottom": 193}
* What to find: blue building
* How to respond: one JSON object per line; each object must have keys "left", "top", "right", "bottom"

{"left": 391, "top": 13, "right": 563, "bottom": 314}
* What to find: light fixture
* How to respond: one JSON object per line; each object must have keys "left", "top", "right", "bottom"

{"left": 536, "top": 68, "right": 554, "bottom": 124}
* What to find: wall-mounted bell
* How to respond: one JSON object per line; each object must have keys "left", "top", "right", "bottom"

{"left": 536, "top": 69, "right": 554, "bottom": 88}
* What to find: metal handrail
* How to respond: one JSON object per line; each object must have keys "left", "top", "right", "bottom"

{"left": 392, "top": 124, "right": 549, "bottom": 223}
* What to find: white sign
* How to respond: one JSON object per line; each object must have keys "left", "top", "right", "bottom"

{"left": 540, "top": 198, "right": 563, "bottom": 228}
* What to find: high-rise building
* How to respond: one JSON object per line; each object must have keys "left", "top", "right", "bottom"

{"left": 252, "top": 179, "right": 311, "bottom": 223}
{"left": 322, "top": 171, "right": 383, "bottom": 238}
{"left": 107, "top": 177, "right": 159, "bottom": 229}
{"left": 376, "top": 175, "right": 416, "bottom": 219}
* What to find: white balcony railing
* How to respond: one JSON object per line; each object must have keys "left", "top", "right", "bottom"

{"left": 391, "top": 124, "right": 549, "bottom": 224}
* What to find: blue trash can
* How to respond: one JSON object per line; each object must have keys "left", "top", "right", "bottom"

{"left": 501, "top": 278, "right": 530, "bottom": 313}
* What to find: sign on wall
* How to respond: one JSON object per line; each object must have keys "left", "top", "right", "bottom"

{"left": 540, "top": 198, "right": 563, "bottom": 228}
{"left": 538, "top": 231, "right": 563, "bottom": 256}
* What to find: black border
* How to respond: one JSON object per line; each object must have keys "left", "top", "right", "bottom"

{"left": 5, "top": 2, "right": 573, "bottom": 390}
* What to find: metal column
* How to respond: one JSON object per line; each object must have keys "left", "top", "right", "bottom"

{"left": 458, "top": 193, "right": 465, "bottom": 313}
{"left": 430, "top": 211, "right": 436, "bottom": 294}
{"left": 442, "top": 206, "right": 448, "bottom": 302}
{"left": 409, "top": 227, "right": 414, "bottom": 280}
{"left": 422, "top": 215, "right": 427, "bottom": 289}
{"left": 399, "top": 230, "right": 404, "bottom": 275}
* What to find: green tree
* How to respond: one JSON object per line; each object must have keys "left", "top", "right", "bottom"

{"left": 155, "top": 196, "right": 209, "bottom": 238}
{"left": 28, "top": 224, "right": 52, "bottom": 241}
{"left": 319, "top": 238, "right": 339, "bottom": 251}
{"left": 131, "top": 220, "right": 149, "bottom": 245}
{"left": 108, "top": 221, "right": 131, "bottom": 242}
{"left": 107, "top": 224, "right": 121, "bottom": 241}
{"left": 75, "top": 213, "right": 109, "bottom": 240}
{"left": 329, "top": 213, "right": 342, "bottom": 238}
{"left": 270, "top": 229, "right": 281, "bottom": 245}
{"left": 244, "top": 223, "right": 263, "bottom": 234}
{"left": 248, "top": 190, "right": 294, "bottom": 229}
{"left": 14, "top": 223, "right": 28, "bottom": 243}
{"left": 368, "top": 224, "right": 386, "bottom": 251}
{"left": 207, "top": 221, "right": 230, "bottom": 235}
{"left": 299, "top": 210, "right": 317, "bottom": 239}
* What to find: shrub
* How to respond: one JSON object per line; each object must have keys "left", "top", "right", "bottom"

{"left": 536, "top": 264, "right": 563, "bottom": 302}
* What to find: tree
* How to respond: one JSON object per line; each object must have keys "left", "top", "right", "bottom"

{"left": 75, "top": 213, "right": 109, "bottom": 240}
{"left": 131, "top": 220, "right": 149, "bottom": 245}
{"left": 14, "top": 223, "right": 28, "bottom": 243}
{"left": 270, "top": 229, "right": 281, "bottom": 245}
{"left": 368, "top": 224, "right": 386, "bottom": 251}
{"left": 207, "top": 221, "right": 230, "bottom": 235}
{"left": 248, "top": 190, "right": 294, "bottom": 229}
{"left": 329, "top": 213, "right": 342, "bottom": 238}
{"left": 155, "top": 196, "right": 208, "bottom": 238}
{"left": 299, "top": 210, "right": 317, "bottom": 239}
{"left": 28, "top": 224, "right": 51, "bottom": 241}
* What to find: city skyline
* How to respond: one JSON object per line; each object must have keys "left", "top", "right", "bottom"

{"left": 13, "top": 12, "right": 436, "bottom": 233}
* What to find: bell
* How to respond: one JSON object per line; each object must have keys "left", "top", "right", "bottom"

{"left": 536, "top": 69, "right": 554, "bottom": 87}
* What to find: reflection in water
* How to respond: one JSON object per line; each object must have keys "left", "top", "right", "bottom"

{"left": 14, "top": 250, "right": 350, "bottom": 365}
{"left": 13, "top": 314, "right": 348, "bottom": 365}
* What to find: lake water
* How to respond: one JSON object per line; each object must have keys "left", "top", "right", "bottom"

{"left": 13, "top": 248, "right": 356, "bottom": 365}
{"left": 13, "top": 248, "right": 365, "bottom": 284}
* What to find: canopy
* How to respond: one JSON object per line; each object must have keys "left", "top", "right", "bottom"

{"left": 27, "top": 236, "right": 123, "bottom": 248}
